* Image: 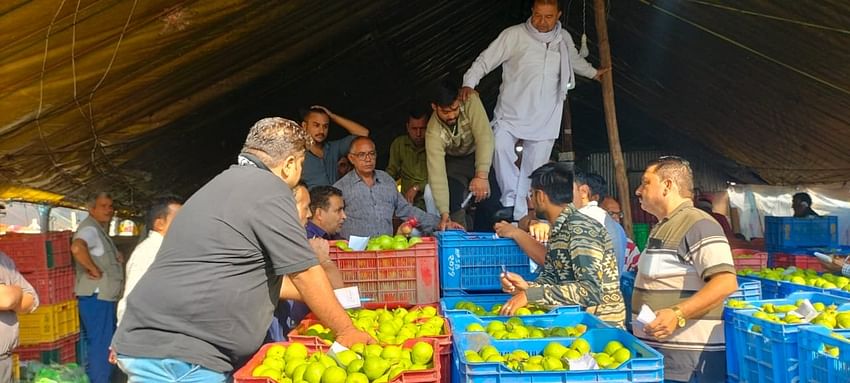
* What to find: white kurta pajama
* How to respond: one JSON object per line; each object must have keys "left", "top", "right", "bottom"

{"left": 463, "top": 22, "right": 597, "bottom": 220}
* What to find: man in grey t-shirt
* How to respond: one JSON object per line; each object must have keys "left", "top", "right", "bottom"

{"left": 113, "top": 118, "right": 372, "bottom": 381}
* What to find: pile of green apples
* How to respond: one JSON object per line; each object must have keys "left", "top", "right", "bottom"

{"left": 463, "top": 339, "right": 633, "bottom": 371}
{"left": 748, "top": 299, "right": 850, "bottom": 332}
{"left": 739, "top": 267, "right": 850, "bottom": 292}
{"left": 335, "top": 235, "right": 424, "bottom": 252}
{"left": 452, "top": 301, "right": 549, "bottom": 316}
{"left": 463, "top": 316, "right": 589, "bottom": 340}
{"left": 251, "top": 341, "right": 435, "bottom": 383}
{"left": 302, "top": 306, "right": 446, "bottom": 345}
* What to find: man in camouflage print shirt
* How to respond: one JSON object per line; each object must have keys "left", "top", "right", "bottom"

{"left": 495, "top": 163, "right": 625, "bottom": 328}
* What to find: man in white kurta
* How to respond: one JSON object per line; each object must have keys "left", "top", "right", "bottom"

{"left": 461, "top": 0, "right": 600, "bottom": 221}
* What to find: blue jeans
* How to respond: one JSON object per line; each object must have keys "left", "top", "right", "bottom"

{"left": 117, "top": 356, "right": 227, "bottom": 383}
{"left": 78, "top": 294, "right": 116, "bottom": 383}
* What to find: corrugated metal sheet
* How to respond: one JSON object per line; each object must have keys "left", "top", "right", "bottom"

{"left": 579, "top": 150, "right": 731, "bottom": 223}
{"left": 0, "top": 0, "right": 847, "bottom": 207}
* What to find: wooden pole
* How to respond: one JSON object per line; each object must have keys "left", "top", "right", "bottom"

{"left": 592, "top": 0, "right": 633, "bottom": 236}
{"left": 558, "top": 99, "right": 575, "bottom": 171}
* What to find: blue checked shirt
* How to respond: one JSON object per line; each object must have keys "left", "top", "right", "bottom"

{"left": 843, "top": 261, "right": 850, "bottom": 277}
{"left": 334, "top": 170, "right": 440, "bottom": 238}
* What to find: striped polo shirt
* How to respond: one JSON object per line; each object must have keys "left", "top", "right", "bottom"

{"left": 632, "top": 200, "right": 736, "bottom": 352}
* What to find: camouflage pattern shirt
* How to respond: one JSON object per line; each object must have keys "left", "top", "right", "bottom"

{"left": 526, "top": 204, "right": 626, "bottom": 328}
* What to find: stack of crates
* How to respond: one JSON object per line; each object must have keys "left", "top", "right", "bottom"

{"left": 764, "top": 216, "right": 839, "bottom": 271}
{"left": 727, "top": 292, "right": 850, "bottom": 383}
{"left": 437, "top": 230, "right": 538, "bottom": 297}
{"left": 0, "top": 232, "right": 80, "bottom": 364}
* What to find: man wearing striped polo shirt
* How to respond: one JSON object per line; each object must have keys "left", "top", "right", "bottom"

{"left": 634, "top": 156, "right": 738, "bottom": 382}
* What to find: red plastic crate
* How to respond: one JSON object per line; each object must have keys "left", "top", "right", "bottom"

{"left": 293, "top": 302, "right": 452, "bottom": 383}
{"left": 732, "top": 249, "right": 768, "bottom": 272}
{"left": 0, "top": 232, "right": 73, "bottom": 272}
{"left": 772, "top": 253, "right": 826, "bottom": 273}
{"left": 329, "top": 237, "right": 438, "bottom": 305}
{"left": 233, "top": 338, "right": 442, "bottom": 383}
{"left": 21, "top": 265, "right": 75, "bottom": 305}
{"left": 14, "top": 333, "right": 79, "bottom": 364}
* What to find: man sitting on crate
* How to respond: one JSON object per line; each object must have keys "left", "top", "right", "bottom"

{"left": 0, "top": 203, "right": 40, "bottom": 383}
{"left": 495, "top": 163, "right": 625, "bottom": 328}
{"left": 632, "top": 156, "right": 738, "bottom": 382}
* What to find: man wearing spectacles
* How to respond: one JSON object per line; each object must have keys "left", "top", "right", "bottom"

{"left": 601, "top": 197, "right": 641, "bottom": 273}
{"left": 334, "top": 137, "right": 457, "bottom": 238}
{"left": 301, "top": 105, "right": 370, "bottom": 188}
{"left": 573, "top": 172, "right": 628, "bottom": 275}
{"left": 633, "top": 156, "right": 737, "bottom": 383}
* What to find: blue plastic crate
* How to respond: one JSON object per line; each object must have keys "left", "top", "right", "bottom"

{"left": 723, "top": 277, "right": 762, "bottom": 382}
{"left": 437, "top": 231, "right": 539, "bottom": 295}
{"left": 724, "top": 292, "right": 850, "bottom": 383}
{"left": 441, "top": 293, "right": 580, "bottom": 317}
{"left": 453, "top": 328, "right": 664, "bottom": 382}
{"left": 799, "top": 326, "right": 850, "bottom": 383}
{"left": 449, "top": 312, "right": 611, "bottom": 337}
{"left": 728, "top": 277, "right": 763, "bottom": 302}
{"left": 778, "top": 279, "right": 826, "bottom": 298}
{"left": 765, "top": 216, "right": 839, "bottom": 252}
{"left": 730, "top": 298, "right": 850, "bottom": 383}
{"left": 620, "top": 271, "right": 635, "bottom": 332}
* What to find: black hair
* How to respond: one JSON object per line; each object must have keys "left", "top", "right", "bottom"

{"left": 574, "top": 171, "right": 608, "bottom": 200}
{"left": 408, "top": 102, "right": 431, "bottom": 120}
{"left": 430, "top": 77, "right": 460, "bottom": 108}
{"left": 301, "top": 107, "right": 329, "bottom": 120}
{"left": 146, "top": 194, "right": 183, "bottom": 230}
{"left": 529, "top": 163, "right": 574, "bottom": 205}
{"left": 792, "top": 192, "right": 812, "bottom": 206}
{"left": 309, "top": 185, "right": 343, "bottom": 214}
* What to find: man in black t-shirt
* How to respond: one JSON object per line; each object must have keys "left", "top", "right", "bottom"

{"left": 112, "top": 118, "right": 372, "bottom": 381}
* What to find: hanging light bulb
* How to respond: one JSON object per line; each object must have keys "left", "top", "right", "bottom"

{"left": 579, "top": 33, "right": 590, "bottom": 58}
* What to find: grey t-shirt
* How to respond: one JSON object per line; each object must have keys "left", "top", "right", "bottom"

{"left": 1, "top": 252, "right": 39, "bottom": 355}
{"left": 112, "top": 164, "right": 317, "bottom": 373}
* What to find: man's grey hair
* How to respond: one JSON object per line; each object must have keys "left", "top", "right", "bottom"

{"left": 86, "top": 192, "right": 113, "bottom": 209}
{"left": 242, "top": 117, "right": 312, "bottom": 167}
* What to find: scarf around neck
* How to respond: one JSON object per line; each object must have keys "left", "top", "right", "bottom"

{"left": 523, "top": 18, "right": 575, "bottom": 100}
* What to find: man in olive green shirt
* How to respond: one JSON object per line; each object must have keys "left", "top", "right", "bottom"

{"left": 426, "top": 80, "right": 494, "bottom": 229}
{"left": 386, "top": 106, "right": 429, "bottom": 210}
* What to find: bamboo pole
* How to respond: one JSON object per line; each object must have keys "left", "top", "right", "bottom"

{"left": 593, "top": 0, "right": 633, "bottom": 236}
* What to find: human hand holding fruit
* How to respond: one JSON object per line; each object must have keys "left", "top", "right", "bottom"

{"left": 336, "top": 327, "right": 376, "bottom": 347}
{"left": 499, "top": 291, "right": 529, "bottom": 316}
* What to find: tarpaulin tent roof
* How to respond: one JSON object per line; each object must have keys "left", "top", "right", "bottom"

{"left": 1, "top": 0, "right": 848, "bottom": 210}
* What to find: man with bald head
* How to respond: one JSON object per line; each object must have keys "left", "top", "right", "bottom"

{"left": 334, "top": 137, "right": 457, "bottom": 238}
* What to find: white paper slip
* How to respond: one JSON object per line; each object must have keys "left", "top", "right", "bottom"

{"left": 348, "top": 235, "right": 369, "bottom": 251}
{"left": 328, "top": 341, "right": 359, "bottom": 366}
{"left": 529, "top": 258, "right": 539, "bottom": 273}
{"left": 782, "top": 266, "right": 798, "bottom": 275}
{"left": 814, "top": 252, "right": 834, "bottom": 263}
{"left": 565, "top": 353, "right": 599, "bottom": 371}
{"left": 334, "top": 286, "right": 362, "bottom": 309}
{"left": 636, "top": 304, "right": 657, "bottom": 327}
{"left": 790, "top": 299, "right": 819, "bottom": 323}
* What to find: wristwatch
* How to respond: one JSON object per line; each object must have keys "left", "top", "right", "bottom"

{"left": 671, "top": 306, "right": 686, "bottom": 328}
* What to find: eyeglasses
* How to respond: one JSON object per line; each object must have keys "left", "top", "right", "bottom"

{"left": 350, "top": 151, "right": 377, "bottom": 160}
{"left": 607, "top": 210, "right": 624, "bottom": 219}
